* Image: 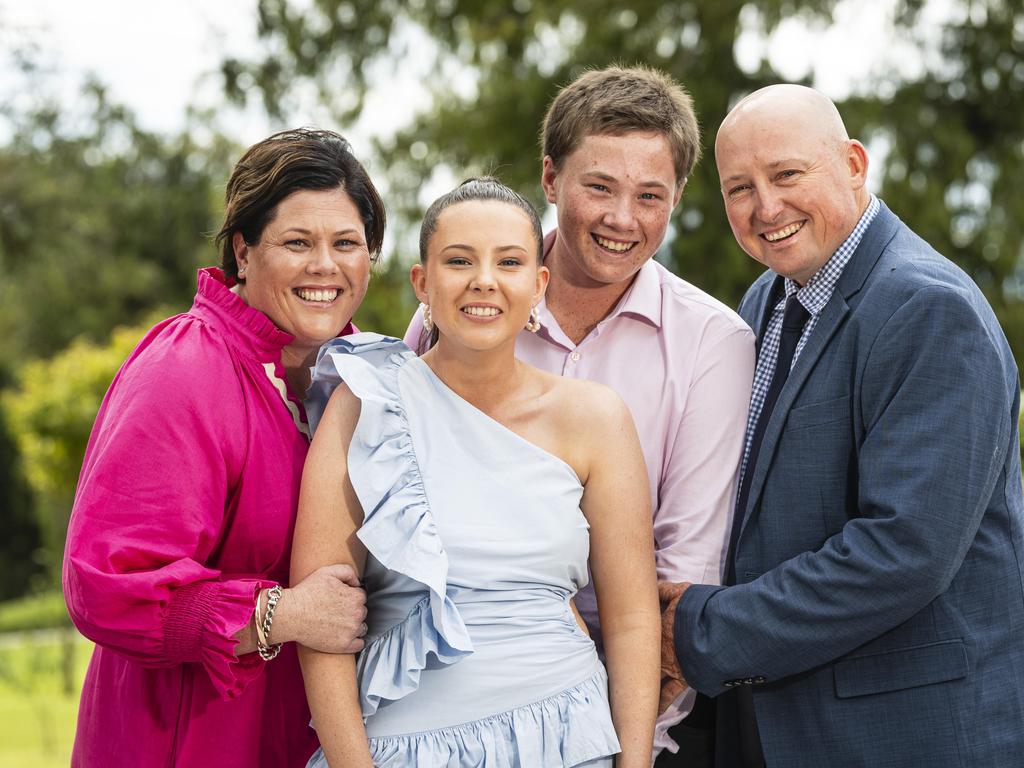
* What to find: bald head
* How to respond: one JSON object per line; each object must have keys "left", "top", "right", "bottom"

{"left": 714, "top": 85, "right": 870, "bottom": 285}
{"left": 717, "top": 85, "right": 851, "bottom": 164}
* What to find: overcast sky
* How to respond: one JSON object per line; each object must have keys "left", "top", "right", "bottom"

{"left": 2, "top": 0, "right": 435, "bottom": 152}
{"left": 1, "top": 0, "right": 955, "bottom": 142}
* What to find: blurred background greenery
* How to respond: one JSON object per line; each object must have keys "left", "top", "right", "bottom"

{"left": 1, "top": 0, "right": 1022, "bottom": 764}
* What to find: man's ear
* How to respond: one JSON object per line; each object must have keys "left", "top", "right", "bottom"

{"left": 672, "top": 179, "right": 687, "bottom": 209}
{"left": 541, "top": 156, "right": 560, "bottom": 205}
{"left": 847, "top": 140, "right": 869, "bottom": 190}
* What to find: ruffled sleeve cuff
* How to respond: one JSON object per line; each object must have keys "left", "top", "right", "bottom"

{"left": 163, "top": 577, "right": 276, "bottom": 700}
{"left": 308, "top": 333, "right": 474, "bottom": 717}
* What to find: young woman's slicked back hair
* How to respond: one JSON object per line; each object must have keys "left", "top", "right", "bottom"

{"left": 418, "top": 176, "right": 543, "bottom": 264}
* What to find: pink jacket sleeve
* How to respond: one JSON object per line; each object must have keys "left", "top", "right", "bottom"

{"left": 63, "top": 318, "right": 271, "bottom": 699}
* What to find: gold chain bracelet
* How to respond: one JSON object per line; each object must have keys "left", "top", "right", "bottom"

{"left": 257, "top": 585, "right": 283, "bottom": 661}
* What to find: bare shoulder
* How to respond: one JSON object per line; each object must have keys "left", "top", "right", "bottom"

{"left": 541, "top": 370, "right": 633, "bottom": 439}
{"left": 512, "top": 363, "right": 639, "bottom": 484}
{"left": 314, "top": 382, "right": 363, "bottom": 445}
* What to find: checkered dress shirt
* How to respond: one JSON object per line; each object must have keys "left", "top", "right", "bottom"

{"left": 738, "top": 195, "right": 880, "bottom": 486}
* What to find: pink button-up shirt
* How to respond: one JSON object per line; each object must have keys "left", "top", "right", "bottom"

{"left": 405, "top": 232, "right": 755, "bottom": 757}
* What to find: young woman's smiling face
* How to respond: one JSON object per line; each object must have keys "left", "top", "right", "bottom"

{"left": 412, "top": 199, "right": 548, "bottom": 352}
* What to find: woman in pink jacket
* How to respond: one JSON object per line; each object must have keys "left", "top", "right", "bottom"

{"left": 63, "top": 128, "right": 383, "bottom": 767}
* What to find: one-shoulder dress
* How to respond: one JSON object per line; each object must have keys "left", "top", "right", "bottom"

{"left": 303, "top": 334, "right": 620, "bottom": 768}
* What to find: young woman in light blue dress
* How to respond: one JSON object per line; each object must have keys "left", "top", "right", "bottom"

{"left": 292, "top": 178, "right": 659, "bottom": 767}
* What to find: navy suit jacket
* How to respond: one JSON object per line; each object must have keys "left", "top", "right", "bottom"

{"left": 676, "top": 201, "right": 1024, "bottom": 766}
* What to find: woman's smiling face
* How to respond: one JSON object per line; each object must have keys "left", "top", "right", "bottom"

{"left": 412, "top": 199, "right": 548, "bottom": 352}
{"left": 234, "top": 187, "right": 371, "bottom": 360}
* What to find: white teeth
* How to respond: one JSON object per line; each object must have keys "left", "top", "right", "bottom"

{"left": 595, "top": 235, "right": 636, "bottom": 252}
{"left": 462, "top": 306, "right": 500, "bottom": 317}
{"left": 296, "top": 288, "right": 339, "bottom": 302}
{"left": 764, "top": 222, "right": 804, "bottom": 242}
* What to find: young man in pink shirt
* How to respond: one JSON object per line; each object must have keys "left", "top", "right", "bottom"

{"left": 406, "top": 66, "right": 754, "bottom": 765}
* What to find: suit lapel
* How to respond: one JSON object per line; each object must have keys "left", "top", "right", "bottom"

{"left": 739, "top": 294, "right": 850, "bottom": 534}
{"left": 737, "top": 202, "right": 902, "bottom": 533}
{"left": 739, "top": 274, "right": 784, "bottom": 356}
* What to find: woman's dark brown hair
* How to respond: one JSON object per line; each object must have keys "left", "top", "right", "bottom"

{"left": 215, "top": 128, "right": 386, "bottom": 280}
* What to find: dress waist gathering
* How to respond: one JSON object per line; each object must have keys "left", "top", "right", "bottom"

{"left": 363, "top": 583, "right": 601, "bottom": 737}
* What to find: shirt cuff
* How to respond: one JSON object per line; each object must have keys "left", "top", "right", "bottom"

{"left": 163, "top": 578, "right": 276, "bottom": 699}
{"left": 652, "top": 687, "right": 697, "bottom": 758}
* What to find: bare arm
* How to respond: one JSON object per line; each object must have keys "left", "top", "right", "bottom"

{"left": 580, "top": 388, "right": 659, "bottom": 767}
{"left": 291, "top": 385, "right": 374, "bottom": 768}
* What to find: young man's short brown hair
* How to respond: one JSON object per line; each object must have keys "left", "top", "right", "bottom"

{"left": 541, "top": 65, "right": 701, "bottom": 186}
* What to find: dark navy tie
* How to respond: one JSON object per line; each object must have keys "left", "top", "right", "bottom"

{"left": 728, "top": 294, "right": 810, "bottom": 583}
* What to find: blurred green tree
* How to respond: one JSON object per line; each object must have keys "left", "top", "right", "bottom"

{"left": 358, "top": 256, "right": 419, "bottom": 337}
{"left": 841, "top": 1, "right": 1024, "bottom": 361}
{"left": 2, "top": 318, "right": 157, "bottom": 585}
{"left": 0, "top": 80, "right": 237, "bottom": 367}
{"left": 0, "top": 402, "right": 42, "bottom": 601}
{"left": 0, "top": 67, "right": 238, "bottom": 580}
{"left": 221, "top": 0, "right": 1024, "bottom": 362}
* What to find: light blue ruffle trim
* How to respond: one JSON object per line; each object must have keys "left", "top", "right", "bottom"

{"left": 368, "top": 670, "right": 619, "bottom": 767}
{"left": 307, "top": 333, "right": 474, "bottom": 719}
{"left": 306, "top": 670, "right": 619, "bottom": 768}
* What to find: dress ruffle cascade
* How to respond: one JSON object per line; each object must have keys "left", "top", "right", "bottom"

{"left": 307, "top": 334, "right": 620, "bottom": 767}
{"left": 309, "top": 333, "right": 474, "bottom": 719}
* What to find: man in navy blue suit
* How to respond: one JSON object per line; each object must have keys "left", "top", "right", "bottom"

{"left": 659, "top": 84, "right": 1024, "bottom": 767}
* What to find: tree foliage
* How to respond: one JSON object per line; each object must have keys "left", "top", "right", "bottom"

{"left": 841, "top": 1, "right": 1024, "bottom": 360}
{"left": 2, "top": 318, "right": 157, "bottom": 580}
{"left": 0, "top": 403, "right": 41, "bottom": 601}
{"left": 223, "top": 0, "right": 1024, "bottom": 361}
{"left": 0, "top": 81, "right": 237, "bottom": 369}
{"left": 0, "top": 66, "right": 237, "bottom": 579}
{"left": 360, "top": 256, "right": 419, "bottom": 336}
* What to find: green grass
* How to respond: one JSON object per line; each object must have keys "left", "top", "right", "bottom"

{"left": 0, "top": 631, "right": 90, "bottom": 768}
{"left": 0, "top": 591, "right": 71, "bottom": 633}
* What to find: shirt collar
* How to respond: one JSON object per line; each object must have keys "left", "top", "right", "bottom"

{"left": 540, "top": 229, "right": 663, "bottom": 329}
{"left": 193, "top": 267, "right": 355, "bottom": 362}
{"left": 783, "top": 194, "right": 880, "bottom": 315}
{"left": 612, "top": 259, "right": 663, "bottom": 327}
{"left": 194, "top": 267, "right": 294, "bottom": 361}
